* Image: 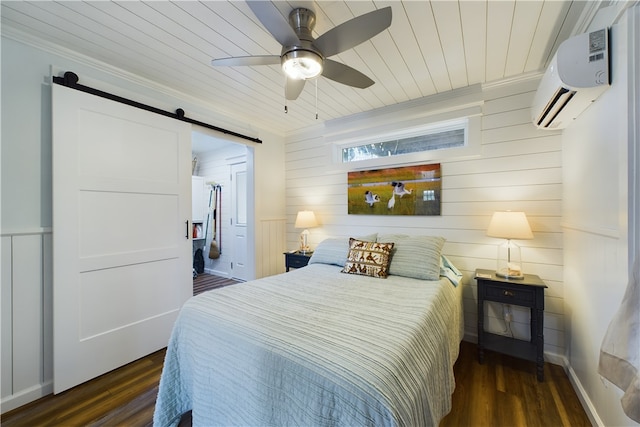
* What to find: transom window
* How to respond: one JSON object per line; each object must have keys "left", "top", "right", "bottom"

{"left": 339, "top": 119, "right": 468, "bottom": 164}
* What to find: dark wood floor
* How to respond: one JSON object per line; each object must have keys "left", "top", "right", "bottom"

{"left": 2, "top": 275, "right": 591, "bottom": 426}
{"left": 440, "top": 342, "right": 591, "bottom": 426}
{"left": 193, "top": 272, "right": 243, "bottom": 295}
{"left": 1, "top": 342, "right": 591, "bottom": 427}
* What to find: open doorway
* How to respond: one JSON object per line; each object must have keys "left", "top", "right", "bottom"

{"left": 191, "top": 129, "right": 255, "bottom": 282}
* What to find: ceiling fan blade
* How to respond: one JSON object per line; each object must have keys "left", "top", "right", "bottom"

{"left": 247, "top": 1, "right": 300, "bottom": 47}
{"left": 322, "top": 59, "right": 374, "bottom": 89}
{"left": 313, "top": 6, "right": 392, "bottom": 58}
{"left": 285, "top": 77, "right": 306, "bottom": 100}
{"left": 211, "top": 55, "right": 281, "bottom": 67}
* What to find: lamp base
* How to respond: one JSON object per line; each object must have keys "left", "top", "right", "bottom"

{"left": 495, "top": 240, "right": 524, "bottom": 280}
{"left": 496, "top": 269, "right": 525, "bottom": 280}
{"left": 299, "top": 229, "right": 310, "bottom": 254}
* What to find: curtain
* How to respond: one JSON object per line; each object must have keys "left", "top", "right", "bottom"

{"left": 598, "top": 255, "right": 640, "bottom": 423}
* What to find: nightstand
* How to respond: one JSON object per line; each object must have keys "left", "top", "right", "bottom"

{"left": 475, "top": 268, "right": 547, "bottom": 381}
{"left": 284, "top": 251, "right": 312, "bottom": 271}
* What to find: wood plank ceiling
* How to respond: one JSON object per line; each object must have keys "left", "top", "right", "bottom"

{"left": 1, "top": 1, "right": 591, "bottom": 135}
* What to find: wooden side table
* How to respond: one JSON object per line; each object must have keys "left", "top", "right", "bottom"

{"left": 475, "top": 268, "right": 547, "bottom": 381}
{"left": 284, "top": 251, "right": 312, "bottom": 271}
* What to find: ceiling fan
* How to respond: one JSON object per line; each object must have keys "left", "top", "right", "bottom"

{"left": 211, "top": 2, "right": 392, "bottom": 101}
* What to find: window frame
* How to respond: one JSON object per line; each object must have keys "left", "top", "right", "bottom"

{"left": 331, "top": 113, "right": 481, "bottom": 170}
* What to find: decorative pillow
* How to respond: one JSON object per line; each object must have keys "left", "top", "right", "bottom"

{"left": 341, "top": 238, "right": 394, "bottom": 278}
{"left": 377, "top": 234, "right": 446, "bottom": 281}
{"left": 309, "top": 234, "right": 377, "bottom": 267}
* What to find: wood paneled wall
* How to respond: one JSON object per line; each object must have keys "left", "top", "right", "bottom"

{"left": 1, "top": 231, "right": 53, "bottom": 412}
{"left": 284, "top": 78, "right": 565, "bottom": 359}
{"left": 259, "top": 218, "right": 287, "bottom": 277}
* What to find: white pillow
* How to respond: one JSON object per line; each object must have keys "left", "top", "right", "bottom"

{"left": 309, "top": 233, "right": 378, "bottom": 267}
{"left": 377, "top": 234, "right": 445, "bottom": 280}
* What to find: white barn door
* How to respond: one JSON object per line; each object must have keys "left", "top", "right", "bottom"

{"left": 52, "top": 84, "right": 192, "bottom": 393}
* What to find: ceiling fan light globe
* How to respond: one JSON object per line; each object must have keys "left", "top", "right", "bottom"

{"left": 282, "top": 50, "right": 323, "bottom": 80}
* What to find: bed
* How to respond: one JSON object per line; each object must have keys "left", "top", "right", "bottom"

{"left": 154, "top": 235, "right": 464, "bottom": 427}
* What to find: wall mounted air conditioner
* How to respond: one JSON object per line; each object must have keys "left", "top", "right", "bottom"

{"left": 532, "top": 28, "right": 610, "bottom": 129}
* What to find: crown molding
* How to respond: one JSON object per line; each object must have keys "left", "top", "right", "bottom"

{"left": 481, "top": 71, "right": 543, "bottom": 91}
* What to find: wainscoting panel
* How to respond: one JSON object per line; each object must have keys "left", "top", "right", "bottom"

{"left": 259, "top": 218, "right": 286, "bottom": 277}
{"left": 1, "top": 236, "right": 12, "bottom": 399}
{"left": 1, "top": 231, "right": 53, "bottom": 413}
{"left": 12, "top": 234, "right": 43, "bottom": 392}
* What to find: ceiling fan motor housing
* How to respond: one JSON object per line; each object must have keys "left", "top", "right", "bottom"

{"left": 281, "top": 8, "right": 324, "bottom": 79}
{"left": 289, "top": 8, "right": 316, "bottom": 42}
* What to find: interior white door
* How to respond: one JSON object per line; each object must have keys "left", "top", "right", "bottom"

{"left": 52, "top": 84, "right": 192, "bottom": 393}
{"left": 230, "top": 162, "right": 248, "bottom": 280}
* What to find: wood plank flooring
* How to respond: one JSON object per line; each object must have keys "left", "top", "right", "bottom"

{"left": 1, "top": 348, "right": 165, "bottom": 427}
{"left": 2, "top": 274, "right": 591, "bottom": 426}
{"left": 440, "top": 342, "right": 591, "bottom": 426}
{"left": 193, "top": 272, "right": 243, "bottom": 295}
{"left": 1, "top": 341, "right": 591, "bottom": 426}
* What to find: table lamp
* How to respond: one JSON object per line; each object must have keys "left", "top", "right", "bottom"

{"left": 486, "top": 211, "right": 533, "bottom": 279}
{"left": 294, "top": 210, "right": 318, "bottom": 254}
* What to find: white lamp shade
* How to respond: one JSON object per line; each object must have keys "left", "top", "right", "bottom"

{"left": 295, "top": 211, "right": 318, "bottom": 229}
{"left": 486, "top": 211, "right": 533, "bottom": 240}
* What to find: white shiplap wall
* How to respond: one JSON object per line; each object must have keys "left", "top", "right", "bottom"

{"left": 285, "top": 77, "right": 565, "bottom": 358}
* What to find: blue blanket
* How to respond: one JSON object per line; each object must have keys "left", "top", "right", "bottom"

{"left": 154, "top": 263, "right": 463, "bottom": 426}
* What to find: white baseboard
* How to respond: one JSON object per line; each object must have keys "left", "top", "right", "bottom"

{"left": 544, "top": 350, "right": 565, "bottom": 366}
{"left": 1, "top": 381, "right": 53, "bottom": 414}
{"left": 563, "top": 360, "right": 605, "bottom": 427}
{"left": 203, "top": 267, "right": 229, "bottom": 277}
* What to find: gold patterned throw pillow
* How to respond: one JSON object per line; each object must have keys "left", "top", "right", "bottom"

{"left": 341, "top": 238, "right": 394, "bottom": 278}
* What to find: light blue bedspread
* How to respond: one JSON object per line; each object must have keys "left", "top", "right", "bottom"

{"left": 154, "top": 263, "right": 463, "bottom": 426}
